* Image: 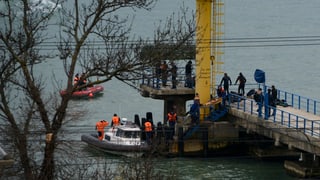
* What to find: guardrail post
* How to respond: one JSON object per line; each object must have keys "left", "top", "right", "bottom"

{"left": 303, "top": 119, "right": 306, "bottom": 134}
{"left": 243, "top": 99, "right": 246, "bottom": 112}
{"left": 288, "top": 114, "right": 291, "bottom": 128}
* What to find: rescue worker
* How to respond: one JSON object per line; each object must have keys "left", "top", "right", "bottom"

{"left": 144, "top": 120, "right": 152, "bottom": 145}
{"left": 220, "top": 73, "right": 232, "bottom": 95}
{"left": 185, "top": 60, "right": 193, "bottom": 88}
{"left": 111, "top": 113, "right": 120, "bottom": 127}
{"left": 234, "top": 72, "right": 247, "bottom": 96}
{"left": 170, "top": 62, "right": 178, "bottom": 89}
{"left": 78, "top": 73, "right": 87, "bottom": 87}
{"left": 254, "top": 88, "right": 264, "bottom": 117}
{"left": 96, "top": 120, "right": 109, "bottom": 141}
{"left": 74, "top": 73, "right": 79, "bottom": 86}
{"left": 167, "top": 110, "right": 177, "bottom": 140}
{"left": 190, "top": 99, "right": 200, "bottom": 125}
{"left": 160, "top": 61, "right": 168, "bottom": 86}
{"left": 194, "top": 93, "right": 200, "bottom": 103}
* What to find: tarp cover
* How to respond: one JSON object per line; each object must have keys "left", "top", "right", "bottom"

{"left": 254, "top": 69, "right": 265, "bottom": 83}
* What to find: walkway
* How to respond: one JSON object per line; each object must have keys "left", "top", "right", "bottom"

{"left": 229, "top": 95, "right": 320, "bottom": 138}
{"left": 228, "top": 91, "right": 320, "bottom": 156}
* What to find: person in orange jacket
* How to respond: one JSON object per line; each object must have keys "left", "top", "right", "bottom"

{"left": 144, "top": 120, "right": 152, "bottom": 145}
{"left": 167, "top": 110, "right": 177, "bottom": 140}
{"left": 74, "top": 73, "right": 79, "bottom": 86}
{"left": 96, "top": 120, "right": 109, "bottom": 140}
{"left": 111, "top": 114, "right": 120, "bottom": 127}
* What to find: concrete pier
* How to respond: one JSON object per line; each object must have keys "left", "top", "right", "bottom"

{"left": 140, "top": 84, "right": 194, "bottom": 122}
{"left": 167, "top": 121, "right": 239, "bottom": 157}
{"left": 284, "top": 153, "right": 320, "bottom": 178}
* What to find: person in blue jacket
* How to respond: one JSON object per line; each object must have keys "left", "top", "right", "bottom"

{"left": 189, "top": 99, "right": 200, "bottom": 125}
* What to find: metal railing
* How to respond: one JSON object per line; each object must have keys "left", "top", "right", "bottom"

{"left": 228, "top": 93, "right": 320, "bottom": 138}
{"left": 272, "top": 87, "right": 320, "bottom": 115}
{"left": 141, "top": 66, "right": 195, "bottom": 89}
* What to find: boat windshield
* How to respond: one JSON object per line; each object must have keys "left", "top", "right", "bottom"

{"left": 116, "top": 130, "right": 140, "bottom": 139}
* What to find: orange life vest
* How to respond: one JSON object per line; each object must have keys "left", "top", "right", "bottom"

{"left": 96, "top": 120, "right": 109, "bottom": 131}
{"left": 112, "top": 116, "right": 120, "bottom": 126}
{"left": 167, "top": 112, "right": 177, "bottom": 122}
{"left": 144, "top": 121, "right": 152, "bottom": 132}
{"left": 74, "top": 76, "right": 79, "bottom": 85}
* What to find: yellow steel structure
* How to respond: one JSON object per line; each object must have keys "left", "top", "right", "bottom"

{"left": 195, "top": 0, "right": 224, "bottom": 105}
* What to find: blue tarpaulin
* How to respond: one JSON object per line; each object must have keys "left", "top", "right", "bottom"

{"left": 254, "top": 69, "right": 265, "bottom": 83}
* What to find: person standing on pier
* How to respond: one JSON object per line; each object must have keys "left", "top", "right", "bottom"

{"left": 220, "top": 73, "right": 232, "bottom": 95}
{"left": 155, "top": 62, "right": 161, "bottom": 89}
{"left": 271, "top": 85, "right": 278, "bottom": 104}
{"left": 167, "top": 110, "right": 177, "bottom": 140}
{"left": 267, "top": 89, "right": 276, "bottom": 116}
{"left": 185, "top": 60, "right": 193, "bottom": 88}
{"left": 254, "top": 88, "right": 264, "bottom": 116}
{"left": 170, "top": 62, "right": 178, "bottom": 89}
{"left": 190, "top": 98, "right": 200, "bottom": 125}
{"left": 235, "top": 72, "right": 247, "bottom": 96}
{"left": 160, "top": 61, "right": 168, "bottom": 87}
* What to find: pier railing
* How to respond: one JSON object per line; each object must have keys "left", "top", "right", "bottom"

{"left": 236, "top": 84, "right": 320, "bottom": 116}
{"left": 273, "top": 87, "right": 320, "bottom": 116}
{"left": 141, "top": 65, "right": 195, "bottom": 89}
{"left": 228, "top": 93, "right": 320, "bottom": 138}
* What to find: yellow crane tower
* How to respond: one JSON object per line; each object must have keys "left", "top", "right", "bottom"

{"left": 195, "top": 0, "right": 224, "bottom": 114}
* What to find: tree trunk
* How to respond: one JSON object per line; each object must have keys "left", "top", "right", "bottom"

{"left": 38, "top": 138, "right": 55, "bottom": 180}
{"left": 17, "top": 134, "right": 35, "bottom": 180}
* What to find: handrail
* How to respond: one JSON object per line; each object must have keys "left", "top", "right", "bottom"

{"left": 228, "top": 93, "right": 320, "bottom": 138}
{"left": 270, "top": 87, "right": 320, "bottom": 116}
{"left": 141, "top": 66, "right": 195, "bottom": 89}
{"left": 228, "top": 84, "right": 320, "bottom": 116}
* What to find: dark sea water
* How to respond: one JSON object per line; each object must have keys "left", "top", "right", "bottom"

{"left": 30, "top": 0, "right": 320, "bottom": 179}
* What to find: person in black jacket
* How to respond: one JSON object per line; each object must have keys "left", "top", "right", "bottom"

{"left": 235, "top": 72, "right": 247, "bottom": 96}
{"left": 271, "top": 85, "right": 278, "bottom": 104}
{"left": 254, "top": 88, "right": 264, "bottom": 114}
{"left": 220, "top": 73, "right": 232, "bottom": 95}
{"left": 185, "top": 60, "right": 193, "bottom": 88}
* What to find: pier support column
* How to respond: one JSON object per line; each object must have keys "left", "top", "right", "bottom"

{"left": 285, "top": 153, "right": 320, "bottom": 178}
{"left": 202, "top": 127, "right": 208, "bottom": 157}
{"left": 163, "top": 96, "right": 188, "bottom": 124}
{"left": 178, "top": 127, "right": 184, "bottom": 157}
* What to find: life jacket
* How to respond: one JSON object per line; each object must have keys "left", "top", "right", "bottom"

{"left": 144, "top": 121, "right": 152, "bottom": 132}
{"left": 96, "top": 120, "right": 109, "bottom": 131}
{"left": 74, "top": 76, "right": 79, "bottom": 85}
{"left": 167, "top": 113, "right": 177, "bottom": 122}
{"left": 112, "top": 116, "right": 120, "bottom": 126}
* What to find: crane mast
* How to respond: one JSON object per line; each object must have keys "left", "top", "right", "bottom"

{"left": 195, "top": 0, "right": 224, "bottom": 105}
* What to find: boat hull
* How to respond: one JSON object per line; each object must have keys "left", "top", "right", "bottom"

{"left": 60, "top": 85, "right": 104, "bottom": 98}
{"left": 81, "top": 134, "right": 150, "bottom": 157}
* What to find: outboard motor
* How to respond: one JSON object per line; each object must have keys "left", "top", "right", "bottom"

{"left": 121, "top": 118, "right": 128, "bottom": 125}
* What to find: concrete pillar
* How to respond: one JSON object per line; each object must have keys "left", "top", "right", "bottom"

{"left": 314, "top": 155, "right": 319, "bottom": 166}
{"left": 202, "top": 127, "right": 208, "bottom": 157}
{"left": 163, "top": 96, "right": 188, "bottom": 124}
{"left": 178, "top": 127, "right": 184, "bottom": 157}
